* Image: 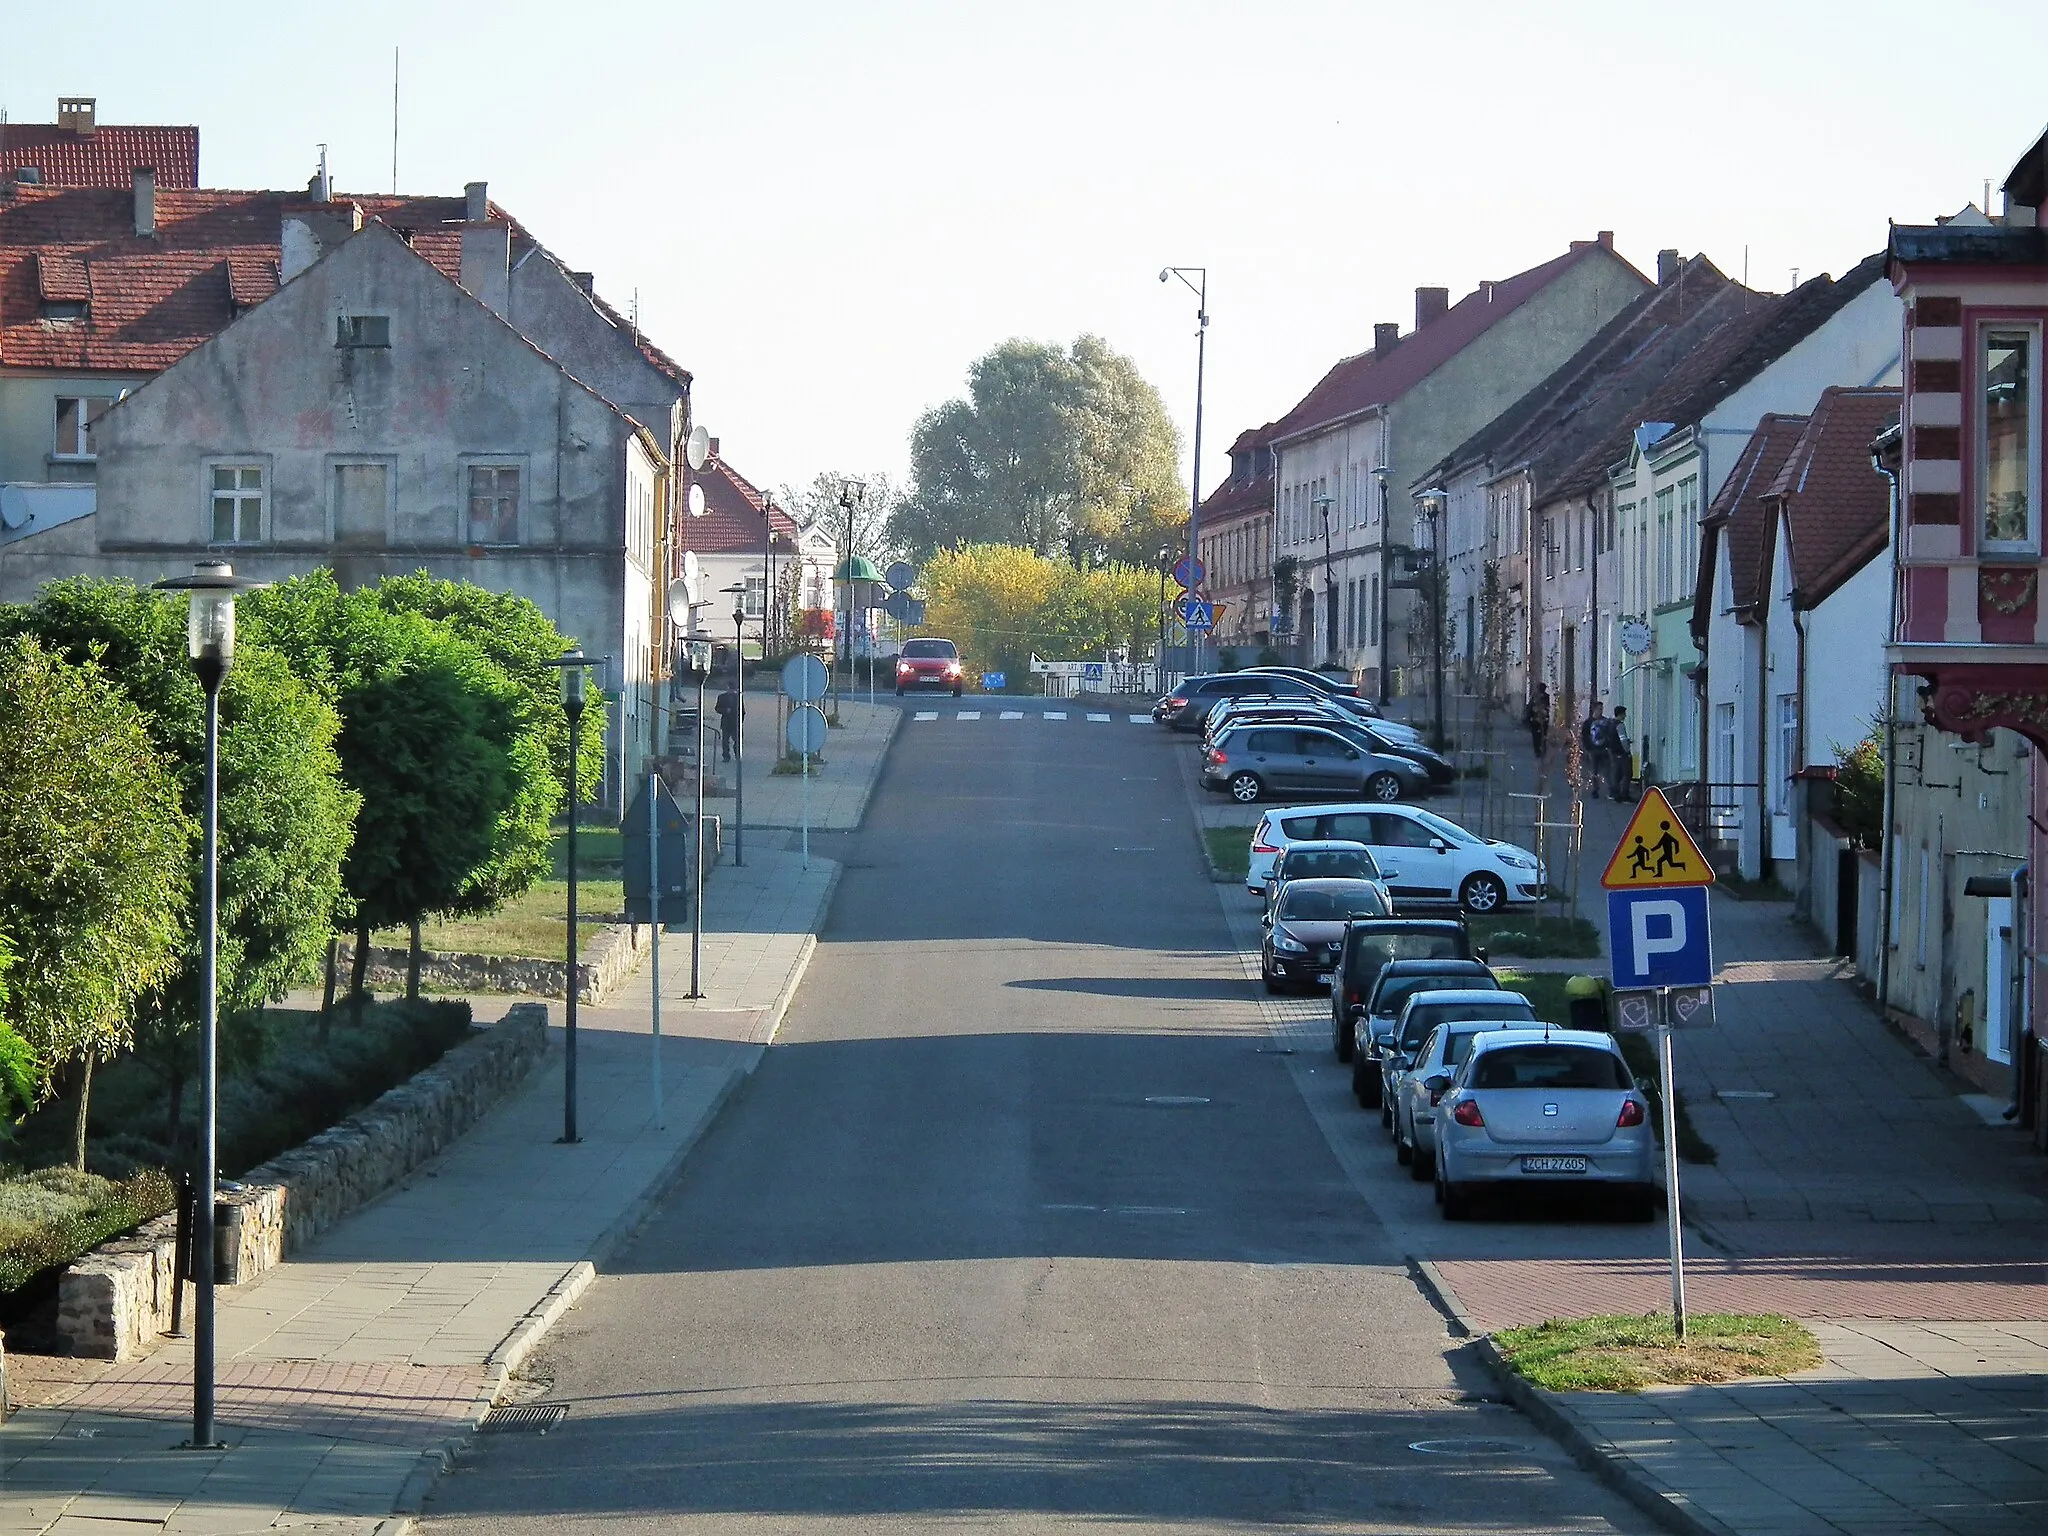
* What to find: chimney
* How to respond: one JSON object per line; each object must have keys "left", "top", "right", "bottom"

{"left": 57, "top": 97, "right": 95, "bottom": 136}
{"left": 707, "top": 436, "right": 720, "bottom": 466}
{"left": 1373, "top": 322, "right": 1401, "bottom": 355}
{"left": 460, "top": 220, "right": 511, "bottom": 316}
{"left": 132, "top": 167, "right": 156, "bottom": 237}
{"left": 1656, "top": 248, "right": 1681, "bottom": 285}
{"left": 1598, "top": 230, "right": 1614, "bottom": 248}
{"left": 1415, "top": 286, "right": 1449, "bottom": 328}
{"left": 465, "top": 180, "right": 489, "bottom": 223}
{"left": 571, "top": 271, "right": 595, "bottom": 295}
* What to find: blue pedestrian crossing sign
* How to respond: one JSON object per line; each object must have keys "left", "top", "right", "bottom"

{"left": 1607, "top": 886, "right": 1713, "bottom": 989}
{"left": 1174, "top": 595, "right": 1215, "bottom": 629}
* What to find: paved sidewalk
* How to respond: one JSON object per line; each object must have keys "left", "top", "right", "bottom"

{"left": 1, "top": 837, "right": 850, "bottom": 1535}
{"left": 698, "top": 693, "right": 898, "bottom": 834}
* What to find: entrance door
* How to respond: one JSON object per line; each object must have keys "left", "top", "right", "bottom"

{"left": 1985, "top": 897, "right": 2014, "bottom": 1065}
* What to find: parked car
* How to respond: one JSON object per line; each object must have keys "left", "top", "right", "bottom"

{"left": 1204, "top": 698, "right": 1425, "bottom": 750}
{"left": 1239, "top": 666, "right": 1379, "bottom": 708}
{"left": 1351, "top": 960, "right": 1499, "bottom": 1106}
{"left": 894, "top": 637, "right": 965, "bottom": 696}
{"left": 1386, "top": 1002, "right": 1539, "bottom": 1171}
{"left": 1246, "top": 803, "right": 1545, "bottom": 913}
{"left": 1203, "top": 724, "right": 1430, "bottom": 804}
{"left": 1154, "top": 672, "right": 1318, "bottom": 730}
{"left": 1260, "top": 840, "right": 1388, "bottom": 913}
{"left": 1260, "top": 878, "right": 1390, "bottom": 992}
{"left": 1328, "top": 917, "right": 1476, "bottom": 1061}
{"left": 1433, "top": 1029, "right": 1658, "bottom": 1222}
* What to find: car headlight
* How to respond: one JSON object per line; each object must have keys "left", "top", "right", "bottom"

{"left": 1496, "top": 852, "right": 1536, "bottom": 870}
{"left": 1272, "top": 932, "right": 1307, "bottom": 954}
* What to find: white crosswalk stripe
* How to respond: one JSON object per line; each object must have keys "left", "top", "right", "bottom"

{"left": 999, "top": 710, "right": 1024, "bottom": 719}
{"left": 1128, "top": 713, "right": 1151, "bottom": 724}
{"left": 957, "top": 710, "right": 981, "bottom": 719}
{"left": 1045, "top": 711, "right": 1067, "bottom": 720}
{"left": 914, "top": 711, "right": 938, "bottom": 721}
{"left": 1087, "top": 713, "right": 1112, "bottom": 722}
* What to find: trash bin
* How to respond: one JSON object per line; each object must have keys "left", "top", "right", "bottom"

{"left": 1565, "top": 973, "right": 1608, "bottom": 1032}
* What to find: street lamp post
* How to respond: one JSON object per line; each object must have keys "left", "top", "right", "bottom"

{"left": 1375, "top": 468, "right": 1392, "bottom": 705}
{"left": 1156, "top": 545, "right": 1172, "bottom": 662}
{"left": 1159, "top": 265, "right": 1207, "bottom": 659}
{"left": 550, "top": 650, "right": 589, "bottom": 1145}
{"left": 835, "top": 479, "right": 866, "bottom": 712}
{"left": 683, "top": 631, "right": 712, "bottom": 997}
{"left": 1313, "top": 492, "right": 1335, "bottom": 665}
{"left": 725, "top": 583, "right": 747, "bottom": 868}
{"left": 152, "top": 559, "right": 267, "bottom": 1452}
{"left": 1417, "top": 489, "right": 1449, "bottom": 751}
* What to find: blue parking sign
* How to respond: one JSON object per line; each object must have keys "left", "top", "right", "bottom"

{"left": 1607, "top": 887, "right": 1713, "bottom": 989}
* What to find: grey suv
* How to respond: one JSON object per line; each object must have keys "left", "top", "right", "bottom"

{"left": 1202, "top": 724, "right": 1427, "bottom": 804}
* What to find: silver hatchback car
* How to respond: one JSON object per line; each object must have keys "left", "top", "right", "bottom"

{"left": 1432, "top": 1028, "right": 1657, "bottom": 1222}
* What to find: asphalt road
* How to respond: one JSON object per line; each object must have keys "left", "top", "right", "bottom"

{"left": 423, "top": 711, "right": 1649, "bottom": 1533}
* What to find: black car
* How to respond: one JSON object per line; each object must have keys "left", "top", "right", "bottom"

{"left": 1154, "top": 672, "right": 1317, "bottom": 731}
{"left": 1259, "top": 878, "right": 1390, "bottom": 993}
{"left": 1329, "top": 918, "right": 1477, "bottom": 1061}
{"left": 1352, "top": 958, "right": 1499, "bottom": 1107}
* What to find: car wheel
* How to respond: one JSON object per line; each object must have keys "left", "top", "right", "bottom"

{"left": 1365, "top": 771, "right": 1402, "bottom": 802}
{"left": 1441, "top": 1180, "right": 1474, "bottom": 1221}
{"left": 952, "top": 685, "right": 963, "bottom": 697}
{"left": 1408, "top": 1137, "right": 1433, "bottom": 1181}
{"left": 1380, "top": 1094, "right": 1393, "bottom": 1130}
{"left": 1394, "top": 1125, "right": 1413, "bottom": 1166}
{"left": 1333, "top": 1012, "right": 1353, "bottom": 1062}
{"left": 1228, "top": 772, "right": 1263, "bottom": 804}
{"left": 1625, "top": 1189, "right": 1659, "bottom": 1223}
{"left": 1460, "top": 871, "right": 1507, "bottom": 913}
{"left": 895, "top": 685, "right": 905, "bottom": 697}
{"left": 1351, "top": 1052, "right": 1377, "bottom": 1107}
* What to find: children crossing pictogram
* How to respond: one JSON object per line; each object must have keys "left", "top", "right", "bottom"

{"left": 1601, "top": 786, "right": 1714, "bottom": 889}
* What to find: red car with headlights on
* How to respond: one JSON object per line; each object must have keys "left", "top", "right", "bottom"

{"left": 895, "top": 637, "right": 964, "bottom": 696}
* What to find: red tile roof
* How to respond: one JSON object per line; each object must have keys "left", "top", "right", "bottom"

{"left": 683, "top": 454, "right": 801, "bottom": 556}
{"left": 1, "top": 123, "right": 199, "bottom": 189}
{"left": 1200, "top": 421, "right": 1278, "bottom": 529}
{"left": 1762, "top": 386, "right": 1900, "bottom": 609}
{"left": 1696, "top": 413, "right": 1808, "bottom": 627}
{"left": 1270, "top": 243, "right": 1645, "bottom": 444}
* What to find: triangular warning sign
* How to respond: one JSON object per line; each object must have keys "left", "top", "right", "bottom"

{"left": 1601, "top": 786, "right": 1715, "bottom": 889}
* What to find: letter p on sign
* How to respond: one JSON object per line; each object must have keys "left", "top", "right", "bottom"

{"left": 1608, "top": 887, "right": 1713, "bottom": 989}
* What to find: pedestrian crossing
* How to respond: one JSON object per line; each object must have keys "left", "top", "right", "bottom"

{"left": 911, "top": 709, "right": 1156, "bottom": 725}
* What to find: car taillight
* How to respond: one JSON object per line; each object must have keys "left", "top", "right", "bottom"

{"left": 1451, "top": 1101, "right": 1484, "bottom": 1127}
{"left": 1166, "top": 696, "right": 1187, "bottom": 708}
{"left": 1617, "top": 1099, "right": 1646, "bottom": 1128}
{"left": 1206, "top": 749, "right": 1226, "bottom": 765}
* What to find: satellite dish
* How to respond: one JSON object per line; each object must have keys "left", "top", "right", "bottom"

{"left": 686, "top": 483, "right": 707, "bottom": 518}
{"left": 685, "top": 424, "right": 711, "bottom": 472}
{"left": 665, "top": 574, "right": 694, "bottom": 629}
{"left": 683, "top": 550, "right": 701, "bottom": 602}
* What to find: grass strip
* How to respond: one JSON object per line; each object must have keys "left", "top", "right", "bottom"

{"left": 1468, "top": 912, "right": 1601, "bottom": 958}
{"left": 1493, "top": 1312, "right": 1821, "bottom": 1392}
{"left": 1204, "top": 826, "right": 1252, "bottom": 881}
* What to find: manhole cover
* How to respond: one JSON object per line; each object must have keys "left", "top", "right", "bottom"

{"left": 1408, "top": 1438, "right": 1530, "bottom": 1457}
{"left": 1144, "top": 1095, "right": 1211, "bottom": 1106}
{"left": 480, "top": 1403, "right": 569, "bottom": 1435}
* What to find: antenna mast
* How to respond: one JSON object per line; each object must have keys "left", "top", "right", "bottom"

{"left": 391, "top": 48, "right": 400, "bottom": 193}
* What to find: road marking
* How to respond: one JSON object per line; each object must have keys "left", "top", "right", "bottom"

{"left": 1128, "top": 713, "right": 1152, "bottom": 724}
{"left": 913, "top": 711, "right": 938, "bottom": 721}
{"left": 1000, "top": 710, "right": 1024, "bottom": 720}
{"left": 1044, "top": 711, "right": 1067, "bottom": 720}
{"left": 1040, "top": 1202, "right": 1192, "bottom": 1216}
{"left": 957, "top": 711, "right": 981, "bottom": 720}
{"left": 1087, "top": 713, "right": 1111, "bottom": 722}
{"left": 1144, "top": 1094, "right": 1209, "bottom": 1105}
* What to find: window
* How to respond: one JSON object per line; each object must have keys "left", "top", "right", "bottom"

{"left": 744, "top": 575, "right": 765, "bottom": 617}
{"left": 210, "top": 464, "right": 265, "bottom": 544}
{"left": 54, "top": 396, "right": 116, "bottom": 458}
{"left": 337, "top": 314, "right": 391, "bottom": 348}
{"left": 331, "top": 461, "right": 390, "bottom": 546}
{"left": 1774, "top": 693, "right": 1798, "bottom": 815}
{"left": 1982, "top": 325, "right": 2039, "bottom": 550}
{"left": 1369, "top": 575, "right": 1381, "bottom": 643}
{"left": 1678, "top": 476, "right": 1699, "bottom": 591}
{"left": 1714, "top": 702, "right": 1735, "bottom": 787}
{"left": 1654, "top": 486, "right": 1676, "bottom": 606}
{"left": 467, "top": 463, "right": 521, "bottom": 545}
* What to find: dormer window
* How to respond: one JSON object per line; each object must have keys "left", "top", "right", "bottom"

{"left": 40, "top": 299, "right": 87, "bottom": 321}
{"left": 337, "top": 314, "right": 391, "bottom": 348}
{"left": 1981, "top": 324, "right": 2039, "bottom": 552}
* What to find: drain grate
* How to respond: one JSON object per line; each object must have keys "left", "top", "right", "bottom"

{"left": 480, "top": 1403, "right": 569, "bottom": 1435}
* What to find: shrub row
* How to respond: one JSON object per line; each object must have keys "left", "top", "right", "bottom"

{"left": 0, "top": 1167, "right": 176, "bottom": 1296}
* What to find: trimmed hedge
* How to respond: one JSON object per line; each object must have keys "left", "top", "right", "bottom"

{"left": 0, "top": 1167, "right": 176, "bottom": 1295}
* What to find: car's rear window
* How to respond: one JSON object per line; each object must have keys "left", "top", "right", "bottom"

{"left": 1469, "top": 1045, "right": 1632, "bottom": 1091}
{"left": 1282, "top": 850, "right": 1381, "bottom": 882}
{"left": 1279, "top": 884, "right": 1387, "bottom": 921}
{"left": 1344, "top": 932, "right": 1470, "bottom": 984}
{"left": 1372, "top": 970, "right": 1496, "bottom": 1017}
{"left": 1402, "top": 999, "right": 1534, "bottom": 1046}
{"left": 1445, "top": 1030, "right": 1489, "bottom": 1067}
{"left": 902, "top": 640, "right": 957, "bottom": 659}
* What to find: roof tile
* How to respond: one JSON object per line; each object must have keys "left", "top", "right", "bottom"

{"left": 1, "top": 124, "right": 200, "bottom": 189}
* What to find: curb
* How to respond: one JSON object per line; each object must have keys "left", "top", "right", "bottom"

{"left": 1409, "top": 1260, "right": 1738, "bottom": 1536}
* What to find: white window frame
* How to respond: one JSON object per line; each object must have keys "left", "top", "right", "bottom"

{"left": 206, "top": 460, "right": 269, "bottom": 546}
{"left": 1978, "top": 320, "right": 2042, "bottom": 555}
{"left": 54, "top": 394, "right": 118, "bottom": 460}
{"left": 463, "top": 458, "right": 525, "bottom": 547}
{"left": 1773, "top": 693, "right": 1798, "bottom": 816}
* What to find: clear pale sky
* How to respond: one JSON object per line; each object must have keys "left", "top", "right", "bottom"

{"left": 8, "top": 1, "right": 2042, "bottom": 501}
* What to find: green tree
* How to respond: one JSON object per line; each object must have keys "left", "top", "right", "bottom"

{"left": 0, "top": 638, "right": 191, "bottom": 1151}
{"left": 1832, "top": 731, "right": 1885, "bottom": 850}
{"left": 0, "top": 581, "right": 357, "bottom": 1156}
{"left": 776, "top": 471, "right": 902, "bottom": 566}
{"left": 892, "top": 336, "right": 1185, "bottom": 567}
{"left": 0, "top": 932, "right": 36, "bottom": 1131}
{"left": 920, "top": 544, "right": 1159, "bottom": 683}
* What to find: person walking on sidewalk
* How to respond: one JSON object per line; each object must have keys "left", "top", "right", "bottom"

{"left": 1607, "top": 705, "right": 1633, "bottom": 800}
{"left": 1523, "top": 683, "right": 1551, "bottom": 757}
{"left": 715, "top": 678, "right": 740, "bottom": 762}
{"left": 1578, "top": 700, "right": 1612, "bottom": 797}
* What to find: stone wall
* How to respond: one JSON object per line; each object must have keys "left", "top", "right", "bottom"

{"left": 55, "top": 1003, "right": 549, "bottom": 1360}
{"left": 339, "top": 921, "right": 646, "bottom": 1005}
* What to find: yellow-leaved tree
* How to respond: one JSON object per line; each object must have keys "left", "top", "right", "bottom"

{"left": 920, "top": 545, "right": 1160, "bottom": 686}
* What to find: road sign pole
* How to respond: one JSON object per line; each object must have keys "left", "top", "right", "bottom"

{"left": 648, "top": 769, "right": 664, "bottom": 1128}
{"left": 1658, "top": 1005, "right": 1687, "bottom": 1342}
{"left": 801, "top": 749, "right": 809, "bottom": 869}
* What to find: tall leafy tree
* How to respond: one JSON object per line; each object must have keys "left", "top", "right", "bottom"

{"left": 775, "top": 471, "right": 903, "bottom": 565}
{"left": 919, "top": 544, "right": 1160, "bottom": 684}
{"left": 0, "top": 637, "right": 191, "bottom": 1153}
{"left": 892, "top": 336, "right": 1185, "bottom": 567}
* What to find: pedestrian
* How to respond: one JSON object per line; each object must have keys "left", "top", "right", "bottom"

{"left": 1608, "top": 705, "right": 1632, "bottom": 800}
{"left": 715, "top": 677, "right": 740, "bottom": 763}
{"left": 1578, "top": 700, "right": 1611, "bottom": 797}
{"left": 1523, "top": 683, "right": 1551, "bottom": 757}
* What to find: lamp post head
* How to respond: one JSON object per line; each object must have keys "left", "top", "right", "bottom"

{"left": 560, "top": 649, "right": 587, "bottom": 714}
{"left": 152, "top": 560, "right": 267, "bottom": 680}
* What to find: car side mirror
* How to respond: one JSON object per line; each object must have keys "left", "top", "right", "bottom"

{"left": 1381, "top": 868, "right": 1400, "bottom": 880}
{"left": 1424, "top": 1075, "right": 1451, "bottom": 1092}
{"left": 1260, "top": 911, "right": 1273, "bottom": 927}
{"left": 1430, "top": 838, "right": 1449, "bottom": 852}
{"left": 1473, "top": 945, "right": 1489, "bottom": 964}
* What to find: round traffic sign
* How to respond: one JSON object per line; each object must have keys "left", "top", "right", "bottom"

{"left": 781, "top": 652, "right": 829, "bottom": 702}
{"left": 885, "top": 560, "right": 917, "bottom": 592}
{"left": 1172, "top": 555, "right": 1206, "bottom": 590}
{"left": 786, "top": 702, "right": 829, "bottom": 755}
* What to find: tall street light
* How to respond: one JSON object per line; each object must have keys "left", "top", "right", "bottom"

{"left": 1374, "top": 467, "right": 1392, "bottom": 705}
{"left": 542, "top": 649, "right": 591, "bottom": 1146}
{"left": 835, "top": 479, "right": 866, "bottom": 711}
{"left": 724, "top": 581, "right": 747, "bottom": 868}
{"left": 1416, "top": 488, "right": 1450, "bottom": 751}
{"left": 682, "top": 628, "right": 714, "bottom": 997}
{"left": 1159, "top": 266, "right": 1207, "bottom": 652}
{"left": 152, "top": 559, "right": 267, "bottom": 1452}
{"left": 1156, "top": 544, "right": 1173, "bottom": 661}
{"left": 1313, "top": 492, "right": 1335, "bottom": 665}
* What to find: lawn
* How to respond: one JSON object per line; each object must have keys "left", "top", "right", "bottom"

{"left": 1467, "top": 912, "right": 1601, "bottom": 958}
{"left": 1493, "top": 1312, "right": 1821, "bottom": 1392}
{"left": 1205, "top": 826, "right": 1252, "bottom": 881}
{"left": 376, "top": 828, "right": 622, "bottom": 961}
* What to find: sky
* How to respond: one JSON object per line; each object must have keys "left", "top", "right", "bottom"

{"left": 7, "top": 1, "right": 2044, "bottom": 504}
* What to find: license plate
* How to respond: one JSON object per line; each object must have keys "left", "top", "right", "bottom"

{"left": 1521, "top": 1155, "right": 1587, "bottom": 1174}
{"left": 1316, "top": 972, "right": 1332, "bottom": 985}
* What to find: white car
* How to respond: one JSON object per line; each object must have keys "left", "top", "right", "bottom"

{"left": 1246, "top": 802, "right": 1545, "bottom": 914}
